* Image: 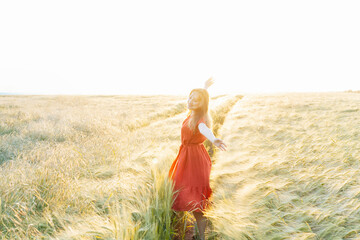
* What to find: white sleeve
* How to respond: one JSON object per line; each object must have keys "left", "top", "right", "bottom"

{"left": 198, "top": 123, "right": 216, "bottom": 143}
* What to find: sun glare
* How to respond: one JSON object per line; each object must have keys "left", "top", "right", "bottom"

{"left": 1, "top": 1, "right": 359, "bottom": 95}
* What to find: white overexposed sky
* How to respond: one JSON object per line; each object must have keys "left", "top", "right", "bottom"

{"left": 0, "top": 0, "right": 359, "bottom": 95}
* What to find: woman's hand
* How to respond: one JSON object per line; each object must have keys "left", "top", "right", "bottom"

{"left": 213, "top": 138, "right": 227, "bottom": 151}
{"left": 204, "top": 77, "right": 214, "bottom": 90}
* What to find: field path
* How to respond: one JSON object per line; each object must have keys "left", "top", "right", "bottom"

{"left": 52, "top": 94, "right": 241, "bottom": 239}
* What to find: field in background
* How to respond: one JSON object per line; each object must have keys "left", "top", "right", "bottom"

{"left": 208, "top": 92, "right": 360, "bottom": 239}
{"left": 0, "top": 92, "right": 359, "bottom": 239}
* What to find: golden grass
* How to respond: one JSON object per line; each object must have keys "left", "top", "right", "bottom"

{"left": 1, "top": 92, "right": 359, "bottom": 239}
{"left": 0, "top": 94, "right": 237, "bottom": 239}
{"left": 207, "top": 92, "right": 360, "bottom": 239}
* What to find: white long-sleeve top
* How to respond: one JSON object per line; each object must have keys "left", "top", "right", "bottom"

{"left": 198, "top": 123, "right": 217, "bottom": 143}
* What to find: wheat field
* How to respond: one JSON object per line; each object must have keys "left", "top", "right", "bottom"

{"left": 0, "top": 92, "right": 359, "bottom": 239}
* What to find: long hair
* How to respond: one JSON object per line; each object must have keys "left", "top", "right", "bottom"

{"left": 187, "top": 88, "right": 212, "bottom": 132}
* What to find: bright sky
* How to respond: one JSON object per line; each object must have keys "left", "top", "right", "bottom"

{"left": 1, "top": 1, "right": 359, "bottom": 95}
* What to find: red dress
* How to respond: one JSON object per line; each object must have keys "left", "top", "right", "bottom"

{"left": 168, "top": 114, "right": 213, "bottom": 213}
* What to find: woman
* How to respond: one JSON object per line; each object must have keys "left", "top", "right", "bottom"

{"left": 168, "top": 78, "right": 227, "bottom": 240}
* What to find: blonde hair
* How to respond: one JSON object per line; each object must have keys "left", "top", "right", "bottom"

{"left": 187, "top": 88, "right": 212, "bottom": 132}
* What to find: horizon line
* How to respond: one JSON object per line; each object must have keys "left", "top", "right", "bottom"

{"left": 1, "top": 90, "right": 359, "bottom": 96}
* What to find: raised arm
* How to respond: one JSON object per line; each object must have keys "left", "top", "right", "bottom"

{"left": 204, "top": 77, "right": 214, "bottom": 90}
{"left": 198, "top": 123, "right": 227, "bottom": 151}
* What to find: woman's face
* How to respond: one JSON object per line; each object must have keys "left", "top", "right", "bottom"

{"left": 187, "top": 91, "right": 202, "bottom": 110}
